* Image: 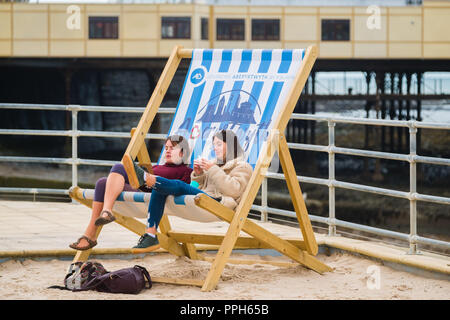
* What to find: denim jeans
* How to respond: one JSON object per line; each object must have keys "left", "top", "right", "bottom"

{"left": 147, "top": 176, "right": 209, "bottom": 229}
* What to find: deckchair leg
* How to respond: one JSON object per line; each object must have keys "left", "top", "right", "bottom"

{"left": 278, "top": 134, "right": 318, "bottom": 255}
{"left": 73, "top": 225, "right": 103, "bottom": 263}
{"left": 201, "top": 214, "right": 243, "bottom": 291}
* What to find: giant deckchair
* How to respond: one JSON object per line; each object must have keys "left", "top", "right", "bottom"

{"left": 69, "top": 45, "right": 332, "bottom": 291}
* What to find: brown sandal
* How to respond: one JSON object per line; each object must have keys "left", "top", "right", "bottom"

{"left": 69, "top": 235, "right": 97, "bottom": 251}
{"left": 94, "top": 210, "right": 116, "bottom": 226}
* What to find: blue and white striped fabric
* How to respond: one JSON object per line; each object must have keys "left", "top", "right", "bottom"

{"left": 80, "top": 188, "right": 221, "bottom": 222}
{"left": 77, "top": 48, "right": 307, "bottom": 223}
{"left": 158, "top": 49, "right": 305, "bottom": 167}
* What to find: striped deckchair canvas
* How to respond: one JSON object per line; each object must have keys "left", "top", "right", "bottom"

{"left": 69, "top": 45, "right": 332, "bottom": 291}
{"left": 161, "top": 49, "right": 306, "bottom": 168}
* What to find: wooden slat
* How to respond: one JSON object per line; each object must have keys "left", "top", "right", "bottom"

{"left": 278, "top": 134, "right": 318, "bottom": 256}
{"left": 130, "top": 127, "right": 153, "bottom": 174}
{"left": 182, "top": 243, "right": 201, "bottom": 260}
{"left": 151, "top": 276, "right": 204, "bottom": 287}
{"left": 202, "top": 256, "right": 298, "bottom": 268}
{"left": 195, "top": 193, "right": 332, "bottom": 274}
{"left": 113, "top": 212, "right": 146, "bottom": 236}
{"left": 167, "top": 231, "right": 307, "bottom": 251}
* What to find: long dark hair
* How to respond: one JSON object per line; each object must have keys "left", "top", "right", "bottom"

{"left": 213, "top": 129, "right": 244, "bottom": 165}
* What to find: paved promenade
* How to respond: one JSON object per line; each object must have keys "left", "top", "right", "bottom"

{"left": 0, "top": 199, "right": 303, "bottom": 253}
{"left": 0, "top": 200, "right": 449, "bottom": 280}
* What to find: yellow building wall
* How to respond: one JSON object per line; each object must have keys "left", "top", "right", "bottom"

{"left": 1, "top": 2, "right": 449, "bottom": 59}
{"left": 0, "top": 4, "right": 12, "bottom": 56}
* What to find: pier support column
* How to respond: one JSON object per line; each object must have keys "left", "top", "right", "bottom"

{"left": 397, "top": 73, "right": 404, "bottom": 153}
{"left": 311, "top": 71, "right": 316, "bottom": 145}
{"left": 416, "top": 72, "right": 423, "bottom": 154}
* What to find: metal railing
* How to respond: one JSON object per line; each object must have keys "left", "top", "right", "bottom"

{"left": 0, "top": 103, "right": 449, "bottom": 255}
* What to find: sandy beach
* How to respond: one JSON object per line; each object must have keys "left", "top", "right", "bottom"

{"left": 1, "top": 250, "right": 449, "bottom": 300}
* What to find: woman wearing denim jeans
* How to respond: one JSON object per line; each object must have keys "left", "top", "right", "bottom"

{"left": 126, "top": 129, "right": 253, "bottom": 253}
{"left": 69, "top": 135, "right": 191, "bottom": 251}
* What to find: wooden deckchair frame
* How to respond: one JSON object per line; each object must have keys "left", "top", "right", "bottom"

{"left": 70, "top": 45, "right": 332, "bottom": 291}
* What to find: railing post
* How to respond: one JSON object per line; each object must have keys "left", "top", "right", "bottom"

{"left": 328, "top": 120, "right": 336, "bottom": 236}
{"left": 71, "top": 106, "right": 79, "bottom": 192}
{"left": 408, "top": 122, "right": 419, "bottom": 254}
{"left": 260, "top": 177, "right": 268, "bottom": 222}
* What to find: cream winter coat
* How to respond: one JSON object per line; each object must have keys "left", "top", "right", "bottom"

{"left": 191, "top": 156, "right": 253, "bottom": 210}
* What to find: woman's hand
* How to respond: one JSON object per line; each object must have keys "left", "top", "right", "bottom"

{"left": 199, "top": 158, "right": 215, "bottom": 171}
{"left": 193, "top": 159, "right": 204, "bottom": 175}
{"left": 145, "top": 173, "right": 157, "bottom": 187}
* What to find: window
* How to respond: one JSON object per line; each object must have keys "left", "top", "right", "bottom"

{"left": 217, "top": 19, "right": 245, "bottom": 41}
{"left": 88, "top": 17, "right": 119, "bottom": 39}
{"left": 252, "top": 19, "right": 280, "bottom": 41}
{"left": 201, "top": 18, "right": 209, "bottom": 40}
{"left": 321, "top": 19, "right": 350, "bottom": 41}
{"left": 161, "top": 17, "right": 191, "bottom": 39}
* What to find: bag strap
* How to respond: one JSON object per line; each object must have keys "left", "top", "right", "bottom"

{"left": 73, "top": 272, "right": 111, "bottom": 292}
{"left": 134, "top": 265, "right": 152, "bottom": 289}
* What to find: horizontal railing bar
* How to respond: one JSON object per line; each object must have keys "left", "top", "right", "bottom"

{"left": 77, "top": 159, "right": 158, "bottom": 167}
{"left": 414, "top": 122, "right": 450, "bottom": 130}
{"left": 0, "top": 156, "right": 158, "bottom": 168}
{"left": 332, "top": 218, "right": 411, "bottom": 242}
{"left": 414, "top": 193, "right": 450, "bottom": 206}
{"left": 287, "top": 142, "right": 329, "bottom": 153}
{"left": 0, "top": 187, "right": 68, "bottom": 195}
{"left": 0, "top": 103, "right": 176, "bottom": 114}
{"left": 332, "top": 146, "right": 410, "bottom": 162}
{"left": 287, "top": 142, "right": 412, "bottom": 162}
{"left": 265, "top": 172, "right": 330, "bottom": 186}
{"left": 78, "top": 131, "right": 167, "bottom": 140}
{"left": 252, "top": 204, "right": 329, "bottom": 225}
{"left": 333, "top": 180, "right": 410, "bottom": 199}
{"left": 414, "top": 155, "right": 450, "bottom": 166}
{"left": 0, "top": 129, "right": 168, "bottom": 140}
{"left": 0, "top": 103, "right": 74, "bottom": 111}
{"left": 266, "top": 171, "right": 410, "bottom": 199}
{"left": 0, "top": 156, "right": 72, "bottom": 165}
{"left": 0, "top": 129, "right": 71, "bottom": 137}
{"left": 290, "top": 113, "right": 450, "bottom": 130}
{"left": 415, "top": 235, "right": 450, "bottom": 249}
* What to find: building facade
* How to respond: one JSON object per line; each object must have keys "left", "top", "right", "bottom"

{"left": 0, "top": 0, "right": 449, "bottom": 59}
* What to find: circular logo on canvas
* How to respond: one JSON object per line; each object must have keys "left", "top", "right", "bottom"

{"left": 190, "top": 66, "right": 207, "bottom": 86}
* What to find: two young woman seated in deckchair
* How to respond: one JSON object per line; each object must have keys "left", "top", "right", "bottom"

{"left": 69, "top": 134, "right": 192, "bottom": 251}
{"left": 70, "top": 129, "right": 253, "bottom": 253}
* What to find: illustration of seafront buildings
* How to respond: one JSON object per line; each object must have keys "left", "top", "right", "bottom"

{"left": 177, "top": 90, "right": 272, "bottom": 164}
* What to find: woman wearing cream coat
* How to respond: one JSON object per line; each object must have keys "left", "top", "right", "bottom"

{"left": 128, "top": 129, "right": 253, "bottom": 252}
